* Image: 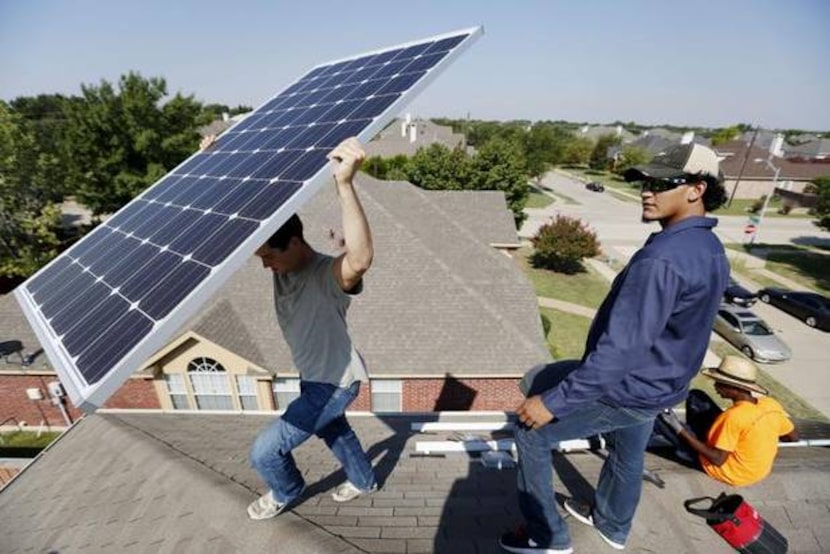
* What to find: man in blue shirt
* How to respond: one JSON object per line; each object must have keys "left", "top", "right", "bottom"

{"left": 500, "top": 143, "right": 730, "bottom": 554}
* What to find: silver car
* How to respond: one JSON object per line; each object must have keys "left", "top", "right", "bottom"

{"left": 713, "top": 304, "right": 791, "bottom": 363}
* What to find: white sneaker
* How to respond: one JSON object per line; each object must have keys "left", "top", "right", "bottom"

{"left": 563, "top": 498, "right": 625, "bottom": 550}
{"left": 331, "top": 481, "right": 377, "bottom": 503}
{"left": 247, "top": 488, "right": 304, "bottom": 520}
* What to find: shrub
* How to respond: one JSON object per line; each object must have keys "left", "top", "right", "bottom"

{"left": 748, "top": 195, "right": 767, "bottom": 214}
{"left": 531, "top": 215, "right": 600, "bottom": 274}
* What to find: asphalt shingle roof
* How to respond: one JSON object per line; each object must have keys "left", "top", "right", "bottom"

{"left": 2, "top": 412, "right": 828, "bottom": 553}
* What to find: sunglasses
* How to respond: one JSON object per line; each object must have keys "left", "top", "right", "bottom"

{"left": 640, "top": 175, "right": 700, "bottom": 193}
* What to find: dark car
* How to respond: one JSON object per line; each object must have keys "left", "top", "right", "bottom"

{"left": 724, "top": 277, "right": 757, "bottom": 307}
{"left": 585, "top": 181, "right": 605, "bottom": 192}
{"left": 758, "top": 288, "right": 830, "bottom": 331}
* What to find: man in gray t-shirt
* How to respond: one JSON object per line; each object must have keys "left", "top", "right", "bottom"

{"left": 244, "top": 137, "right": 377, "bottom": 520}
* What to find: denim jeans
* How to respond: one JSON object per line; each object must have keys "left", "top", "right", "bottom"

{"left": 515, "top": 365, "right": 659, "bottom": 548}
{"left": 250, "top": 380, "right": 376, "bottom": 503}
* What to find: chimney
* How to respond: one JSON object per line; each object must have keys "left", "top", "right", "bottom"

{"left": 616, "top": 125, "right": 623, "bottom": 137}
{"left": 222, "top": 112, "right": 230, "bottom": 122}
{"left": 770, "top": 134, "right": 784, "bottom": 157}
{"left": 409, "top": 122, "right": 417, "bottom": 143}
{"left": 680, "top": 131, "right": 694, "bottom": 144}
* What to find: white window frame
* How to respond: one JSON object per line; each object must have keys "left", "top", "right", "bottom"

{"left": 236, "top": 375, "right": 259, "bottom": 411}
{"left": 371, "top": 379, "right": 402, "bottom": 412}
{"left": 164, "top": 373, "right": 190, "bottom": 410}
{"left": 188, "top": 357, "right": 234, "bottom": 411}
{"left": 272, "top": 378, "right": 301, "bottom": 410}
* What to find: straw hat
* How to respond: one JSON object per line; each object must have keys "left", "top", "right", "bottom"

{"left": 701, "top": 355, "right": 769, "bottom": 395}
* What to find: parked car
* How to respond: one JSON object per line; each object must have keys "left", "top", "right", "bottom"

{"left": 712, "top": 304, "right": 791, "bottom": 363}
{"left": 724, "top": 277, "right": 757, "bottom": 307}
{"left": 585, "top": 182, "right": 605, "bottom": 192}
{"left": 758, "top": 288, "right": 830, "bottom": 331}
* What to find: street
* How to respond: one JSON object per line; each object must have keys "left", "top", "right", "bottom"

{"left": 522, "top": 171, "right": 830, "bottom": 418}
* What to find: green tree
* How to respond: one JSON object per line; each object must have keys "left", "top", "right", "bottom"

{"left": 470, "top": 137, "right": 530, "bottom": 224}
{"left": 710, "top": 125, "right": 741, "bottom": 146}
{"left": 810, "top": 176, "right": 830, "bottom": 232}
{"left": 561, "top": 135, "right": 594, "bottom": 166}
{"left": 589, "top": 133, "right": 621, "bottom": 170}
{"left": 407, "top": 143, "right": 473, "bottom": 190}
{"left": 614, "top": 145, "right": 651, "bottom": 175}
{"left": 530, "top": 214, "right": 600, "bottom": 274}
{"left": 0, "top": 102, "right": 63, "bottom": 278}
{"left": 523, "top": 122, "right": 572, "bottom": 182}
{"left": 62, "top": 72, "right": 205, "bottom": 216}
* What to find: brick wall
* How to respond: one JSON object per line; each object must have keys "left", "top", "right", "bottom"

{"left": 352, "top": 382, "right": 371, "bottom": 411}
{"left": 103, "top": 378, "right": 161, "bottom": 410}
{"left": 0, "top": 373, "right": 82, "bottom": 427}
{"left": 403, "top": 377, "right": 524, "bottom": 412}
{"left": 0, "top": 373, "right": 159, "bottom": 427}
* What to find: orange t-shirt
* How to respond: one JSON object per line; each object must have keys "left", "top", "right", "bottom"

{"left": 700, "top": 397, "right": 795, "bottom": 487}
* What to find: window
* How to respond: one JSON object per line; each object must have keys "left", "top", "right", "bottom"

{"left": 188, "top": 357, "right": 233, "bottom": 410}
{"left": 165, "top": 374, "right": 190, "bottom": 410}
{"left": 372, "top": 379, "right": 402, "bottom": 412}
{"left": 272, "top": 378, "right": 301, "bottom": 409}
{"left": 236, "top": 375, "right": 259, "bottom": 411}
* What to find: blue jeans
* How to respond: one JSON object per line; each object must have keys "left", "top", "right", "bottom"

{"left": 250, "top": 380, "right": 376, "bottom": 503}
{"left": 515, "top": 366, "right": 658, "bottom": 548}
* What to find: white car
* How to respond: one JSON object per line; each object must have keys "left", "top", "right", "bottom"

{"left": 713, "top": 304, "right": 791, "bottom": 363}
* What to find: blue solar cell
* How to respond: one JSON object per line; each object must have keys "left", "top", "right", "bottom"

{"left": 41, "top": 267, "right": 92, "bottom": 321}
{"left": 77, "top": 310, "right": 154, "bottom": 383}
{"left": 26, "top": 256, "right": 73, "bottom": 296}
{"left": 102, "top": 240, "right": 158, "bottom": 288}
{"left": 238, "top": 181, "right": 302, "bottom": 220}
{"left": 141, "top": 261, "right": 210, "bottom": 320}
{"left": 119, "top": 250, "right": 183, "bottom": 303}
{"left": 149, "top": 208, "right": 204, "bottom": 245}
{"left": 15, "top": 26, "right": 482, "bottom": 409}
{"left": 49, "top": 279, "right": 111, "bottom": 337}
{"left": 167, "top": 212, "right": 229, "bottom": 256}
{"left": 192, "top": 218, "right": 260, "bottom": 267}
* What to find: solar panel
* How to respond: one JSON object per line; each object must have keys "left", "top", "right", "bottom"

{"left": 15, "top": 26, "right": 483, "bottom": 411}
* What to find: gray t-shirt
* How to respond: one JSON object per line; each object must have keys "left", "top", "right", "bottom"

{"left": 272, "top": 252, "right": 368, "bottom": 387}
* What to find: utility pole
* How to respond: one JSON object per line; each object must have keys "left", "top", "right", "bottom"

{"left": 727, "top": 126, "right": 759, "bottom": 208}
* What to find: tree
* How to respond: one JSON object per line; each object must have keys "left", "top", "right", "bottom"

{"left": 710, "top": 125, "right": 742, "bottom": 146}
{"left": 561, "top": 136, "right": 594, "bottom": 166}
{"left": 614, "top": 145, "right": 651, "bottom": 175}
{"left": 522, "top": 122, "right": 572, "bottom": 183}
{"left": 0, "top": 102, "right": 63, "bottom": 278}
{"left": 589, "top": 133, "right": 621, "bottom": 170}
{"left": 407, "top": 143, "right": 472, "bottom": 191}
{"left": 530, "top": 215, "right": 600, "bottom": 274}
{"left": 470, "top": 137, "right": 530, "bottom": 225}
{"left": 62, "top": 72, "right": 205, "bottom": 216}
{"left": 811, "top": 176, "right": 830, "bottom": 232}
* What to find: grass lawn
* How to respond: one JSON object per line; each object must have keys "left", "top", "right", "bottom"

{"left": 724, "top": 244, "right": 830, "bottom": 295}
{"left": 540, "top": 307, "right": 590, "bottom": 360}
{"left": 0, "top": 430, "right": 62, "bottom": 447}
{"left": 516, "top": 247, "right": 611, "bottom": 309}
{"left": 525, "top": 191, "right": 555, "bottom": 209}
{"left": 713, "top": 197, "right": 812, "bottom": 219}
{"left": 707, "top": 342, "right": 827, "bottom": 421}
{"left": 765, "top": 252, "right": 830, "bottom": 295}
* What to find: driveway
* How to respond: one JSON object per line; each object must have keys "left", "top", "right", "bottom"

{"left": 523, "top": 170, "right": 830, "bottom": 418}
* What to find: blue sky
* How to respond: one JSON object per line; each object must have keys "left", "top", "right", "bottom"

{"left": 1, "top": 0, "right": 828, "bottom": 130}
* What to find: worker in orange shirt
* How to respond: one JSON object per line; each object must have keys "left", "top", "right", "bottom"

{"left": 655, "top": 355, "right": 799, "bottom": 487}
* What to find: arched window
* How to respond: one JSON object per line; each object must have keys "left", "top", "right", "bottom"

{"left": 187, "top": 358, "right": 233, "bottom": 410}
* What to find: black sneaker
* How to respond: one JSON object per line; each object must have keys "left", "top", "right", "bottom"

{"left": 563, "top": 499, "right": 625, "bottom": 550}
{"left": 499, "top": 528, "right": 573, "bottom": 554}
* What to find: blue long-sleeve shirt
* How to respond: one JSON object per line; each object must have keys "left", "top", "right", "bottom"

{"left": 542, "top": 216, "right": 729, "bottom": 419}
